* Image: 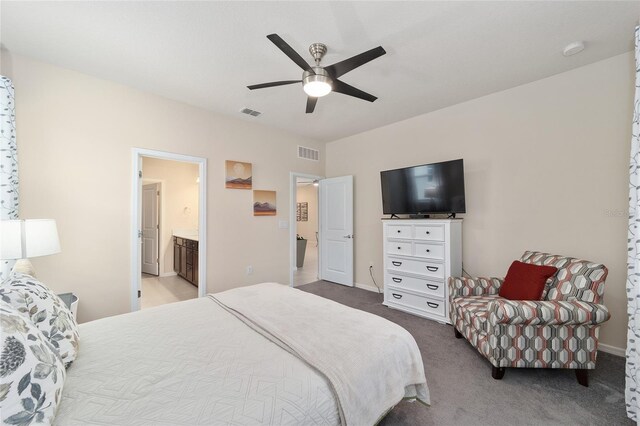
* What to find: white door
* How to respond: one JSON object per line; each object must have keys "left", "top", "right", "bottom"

{"left": 319, "top": 176, "right": 354, "bottom": 286}
{"left": 142, "top": 183, "right": 160, "bottom": 275}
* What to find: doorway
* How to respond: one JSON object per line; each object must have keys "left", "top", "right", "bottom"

{"left": 294, "top": 177, "right": 319, "bottom": 286}
{"left": 131, "top": 148, "right": 207, "bottom": 312}
{"left": 289, "top": 173, "right": 354, "bottom": 288}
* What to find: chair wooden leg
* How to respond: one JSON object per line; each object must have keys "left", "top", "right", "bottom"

{"left": 575, "top": 369, "right": 589, "bottom": 387}
{"left": 492, "top": 366, "right": 506, "bottom": 380}
{"left": 454, "top": 327, "right": 462, "bottom": 338}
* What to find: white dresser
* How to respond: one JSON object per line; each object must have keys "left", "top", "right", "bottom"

{"left": 382, "top": 219, "right": 462, "bottom": 323}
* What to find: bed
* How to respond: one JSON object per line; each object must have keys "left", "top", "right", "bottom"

{"left": 51, "top": 283, "right": 429, "bottom": 425}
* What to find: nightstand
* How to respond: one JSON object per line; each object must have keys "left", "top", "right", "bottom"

{"left": 58, "top": 293, "right": 79, "bottom": 320}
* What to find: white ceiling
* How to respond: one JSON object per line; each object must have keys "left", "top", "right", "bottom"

{"left": 1, "top": 1, "right": 638, "bottom": 142}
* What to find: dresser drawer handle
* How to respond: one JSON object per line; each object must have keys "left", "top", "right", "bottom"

{"left": 392, "top": 293, "right": 403, "bottom": 299}
{"left": 397, "top": 246, "right": 402, "bottom": 250}
{"left": 426, "top": 284, "right": 439, "bottom": 290}
{"left": 426, "top": 249, "right": 430, "bottom": 253}
{"left": 426, "top": 231, "right": 430, "bottom": 234}
{"left": 392, "top": 277, "right": 402, "bottom": 283}
{"left": 427, "top": 302, "right": 439, "bottom": 309}
{"left": 397, "top": 229, "right": 401, "bottom": 233}
{"left": 426, "top": 266, "right": 439, "bottom": 272}
{"left": 392, "top": 261, "right": 402, "bottom": 267}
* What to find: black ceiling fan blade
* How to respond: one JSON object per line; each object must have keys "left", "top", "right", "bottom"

{"left": 306, "top": 96, "right": 318, "bottom": 114}
{"left": 325, "top": 46, "right": 386, "bottom": 79}
{"left": 332, "top": 79, "right": 377, "bottom": 102}
{"left": 247, "top": 80, "right": 301, "bottom": 90}
{"left": 266, "top": 34, "right": 314, "bottom": 74}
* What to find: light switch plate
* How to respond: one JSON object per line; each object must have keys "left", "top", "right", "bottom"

{"left": 278, "top": 220, "right": 289, "bottom": 229}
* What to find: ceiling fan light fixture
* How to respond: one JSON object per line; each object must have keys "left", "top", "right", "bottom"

{"left": 304, "top": 80, "right": 332, "bottom": 97}
{"left": 303, "top": 67, "right": 332, "bottom": 97}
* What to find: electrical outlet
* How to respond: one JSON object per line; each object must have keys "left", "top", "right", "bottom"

{"left": 246, "top": 265, "right": 253, "bottom": 275}
{"left": 369, "top": 261, "right": 374, "bottom": 268}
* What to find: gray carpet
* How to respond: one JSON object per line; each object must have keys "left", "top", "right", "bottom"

{"left": 298, "top": 280, "right": 630, "bottom": 426}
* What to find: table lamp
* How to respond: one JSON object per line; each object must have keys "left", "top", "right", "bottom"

{"left": 0, "top": 219, "right": 61, "bottom": 278}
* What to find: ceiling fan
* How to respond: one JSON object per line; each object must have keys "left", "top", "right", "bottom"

{"left": 247, "top": 34, "right": 386, "bottom": 113}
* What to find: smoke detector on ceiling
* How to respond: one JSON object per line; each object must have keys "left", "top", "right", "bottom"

{"left": 563, "top": 41, "right": 585, "bottom": 57}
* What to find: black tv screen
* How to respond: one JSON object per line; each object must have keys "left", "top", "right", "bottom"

{"left": 381, "top": 159, "right": 466, "bottom": 215}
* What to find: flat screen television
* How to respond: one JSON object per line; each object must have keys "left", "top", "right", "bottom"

{"left": 380, "top": 159, "right": 466, "bottom": 215}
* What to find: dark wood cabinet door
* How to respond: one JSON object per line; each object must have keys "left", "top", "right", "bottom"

{"left": 179, "top": 246, "right": 187, "bottom": 278}
{"left": 173, "top": 238, "right": 198, "bottom": 287}
{"left": 186, "top": 248, "right": 193, "bottom": 282}
{"left": 174, "top": 242, "right": 180, "bottom": 273}
{"left": 193, "top": 251, "right": 199, "bottom": 286}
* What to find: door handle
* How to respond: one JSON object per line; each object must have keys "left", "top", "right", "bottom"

{"left": 426, "top": 266, "right": 439, "bottom": 272}
{"left": 392, "top": 277, "right": 402, "bottom": 283}
{"left": 426, "top": 284, "right": 439, "bottom": 290}
{"left": 427, "top": 302, "right": 439, "bottom": 308}
{"left": 343, "top": 234, "right": 353, "bottom": 239}
{"left": 392, "top": 293, "right": 403, "bottom": 299}
{"left": 392, "top": 261, "right": 402, "bottom": 267}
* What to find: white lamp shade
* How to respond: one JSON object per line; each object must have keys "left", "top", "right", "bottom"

{"left": 0, "top": 219, "right": 61, "bottom": 260}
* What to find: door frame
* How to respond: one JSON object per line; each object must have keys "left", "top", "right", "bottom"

{"left": 289, "top": 172, "right": 323, "bottom": 287}
{"left": 131, "top": 148, "right": 208, "bottom": 311}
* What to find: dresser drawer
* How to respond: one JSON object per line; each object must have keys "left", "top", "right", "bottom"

{"left": 387, "top": 290, "right": 445, "bottom": 317}
{"left": 387, "top": 241, "right": 412, "bottom": 256}
{"left": 413, "top": 242, "right": 445, "bottom": 260}
{"left": 413, "top": 224, "right": 445, "bottom": 241}
{"left": 387, "top": 224, "right": 412, "bottom": 239}
{"left": 387, "top": 274, "right": 445, "bottom": 298}
{"left": 387, "top": 257, "right": 444, "bottom": 280}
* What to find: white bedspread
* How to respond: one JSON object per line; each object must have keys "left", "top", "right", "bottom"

{"left": 211, "top": 283, "right": 430, "bottom": 426}
{"left": 55, "top": 296, "right": 340, "bottom": 425}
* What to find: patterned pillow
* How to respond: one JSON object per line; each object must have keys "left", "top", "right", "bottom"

{"left": 0, "top": 274, "right": 79, "bottom": 367}
{"left": 0, "top": 301, "right": 66, "bottom": 424}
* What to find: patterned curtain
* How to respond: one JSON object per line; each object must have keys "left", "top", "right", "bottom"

{"left": 627, "top": 26, "right": 640, "bottom": 422}
{"left": 0, "top": 76, "right": 18, "bottom": 280}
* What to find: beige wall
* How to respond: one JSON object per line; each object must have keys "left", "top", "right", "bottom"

{"left": 2, "top": 53, "right": 324, "bottom": 323}
{"left": 3, "top": 49, "right": 633, "bottom": 350}
{"left": 296, "top": 183, "right": 318, "bottom": 242}
{"left": 142, "top": 157, "right": 199, "bottom": 275}
{"left": 326, "top": 52, "right": 634, "bottom": 350}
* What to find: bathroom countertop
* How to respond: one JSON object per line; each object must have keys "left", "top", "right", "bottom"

{"left": 173, "top": 230, "right": 199, "bottom": 241}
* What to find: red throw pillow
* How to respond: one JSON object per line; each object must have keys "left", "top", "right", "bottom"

{"left": 498, "top": 261, "right": 558, "bottom": 301}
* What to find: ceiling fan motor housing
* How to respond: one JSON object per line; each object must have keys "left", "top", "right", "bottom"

{"left": 303, "top": 67, "right": 332, "bottom": 87}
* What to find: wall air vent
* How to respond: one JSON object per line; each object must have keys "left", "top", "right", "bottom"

{"left": 240, "top": 107, "right": 261, "bottom": 117}
{"left": 298, "top": 145, "right": 319, "bottom": 161}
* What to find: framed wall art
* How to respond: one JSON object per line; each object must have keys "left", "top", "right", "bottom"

{"left": 253, "top": 190, "right": 276, "bottom": 216}
{"left": 225, "top": 160, "right": 252, "bottom": 189}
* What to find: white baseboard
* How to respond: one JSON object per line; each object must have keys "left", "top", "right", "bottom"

{"left": 160, "top": 272, "right": 177, "bottom": 278}
{"left": 355, "top": 282, "right": 383, "bottom": 294}
{"left": 599, "top": 343, "right": 625, "bottom": 357}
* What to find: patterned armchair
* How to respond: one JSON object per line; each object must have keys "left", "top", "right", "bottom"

{"left": 448, "top": 251, "right": 610, "bottom": 386}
